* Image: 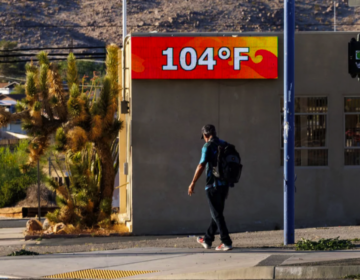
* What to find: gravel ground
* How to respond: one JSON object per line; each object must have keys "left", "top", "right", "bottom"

{"left": 2, "top": 225, "right": 360, "bottom": 257}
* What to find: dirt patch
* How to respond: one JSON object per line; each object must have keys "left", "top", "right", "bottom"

{"left": 25, "top": 223, "right": 130, "bottom": 240}
{"left": 16, "top": 184, "right": 56, "bottom": 207}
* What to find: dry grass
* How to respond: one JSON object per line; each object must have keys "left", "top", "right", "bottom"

{"left": 26, "top": 223, "right": 129, "bottom": 237}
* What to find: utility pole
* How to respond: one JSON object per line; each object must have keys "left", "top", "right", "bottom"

{"left": 123, "top": 0, "right": 127, "bottom": 44}
{"left": 283, "top": 0, "right": 295, "bottom": 245}
{"left": 334, "top": 1, "right": 337, "bottom": 32}
{"left": 70, "top": 39, "right": 73, "bottom": 54}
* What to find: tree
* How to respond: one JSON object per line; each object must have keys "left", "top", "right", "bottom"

{"left": 0, "top": 45, "right": 122, "bottom": 225}
{"left": 58, "top": 60, "right": 106, "bottom": 86}
{"left": 76, "top": 60, "right": 105, "bottom": 80}
{"left": 0, "top": 141, "right": 40, "bottom": 208}
{"left": 11, "top": 84, "right": 25, "bottom": 95}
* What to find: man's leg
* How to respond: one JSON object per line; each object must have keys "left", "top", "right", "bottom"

{"left": 204, "top": 188, "right": 217, "bottom": 245}
{"left": 204, "top": 218, "right": 217, "bottom": 245}
{"left": 210, "top": 187, "right": 232, "bottom": 246}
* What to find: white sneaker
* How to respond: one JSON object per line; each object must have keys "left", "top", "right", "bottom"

{"left": 215, "top": 243, "right": 233, "bottom": 251}
{"left": 197, "top": 237, "right": 211, "bottom": 249}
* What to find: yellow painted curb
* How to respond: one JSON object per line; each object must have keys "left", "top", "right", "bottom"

{"left": 44, "top": 269, "right": 158, "bottom": 279}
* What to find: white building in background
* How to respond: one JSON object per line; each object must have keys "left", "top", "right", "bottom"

{"left": 0, "top": 94, "right": 26, "bottom": 138}
{"left": 0, "top": 82, "right": 19, "bottom": 95}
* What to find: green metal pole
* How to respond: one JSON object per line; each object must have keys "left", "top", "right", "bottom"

{"left": 37, "top": 160, "right": 41, "bottom": 221}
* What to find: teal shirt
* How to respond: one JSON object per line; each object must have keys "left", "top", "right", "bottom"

{"left": 199, "top": 137, "right": 228, "bottom": 190}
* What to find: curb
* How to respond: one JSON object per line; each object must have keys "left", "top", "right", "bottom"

{"left": 140, "top": 266, "right": 275, "bottom": 279}
{"left": 24, "top": 232, "right": 132, "bottom": 240}
{"left": 0, "top": 238, "right": 23, "bottom": 241}
{"left": 133, "top": 265, "right": 360, "bottom": 279}
{"left": 275, "top": 265, "right": 360, "bottom": 279}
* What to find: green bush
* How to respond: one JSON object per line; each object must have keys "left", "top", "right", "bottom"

{"left": 0, "top": 141, "right": 39, "bottom": 207}
{"left": 0, "top": 172, "right": 37, "bottom": 208}
{"left": 344, "top": 275, "right": 360, "bottom": 279}
{"left": 11, "top": 84, "right": 25, "bottom": 95}
{"left": 296, "top": 237, "right": 354, "bottom": 251}
{"left": 8, "top": 249, "right": 39, "bottom": 256}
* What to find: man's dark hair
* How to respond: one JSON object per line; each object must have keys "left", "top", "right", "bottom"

{"left": 201, "top": 124, "right": 217, "bottom": 138}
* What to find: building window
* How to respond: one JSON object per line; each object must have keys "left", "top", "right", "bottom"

{"left": 344, "top": 97, "right": 360, "bottom": 165}
{"left": 281, "top": 97, "right": 328, "bottom": 166}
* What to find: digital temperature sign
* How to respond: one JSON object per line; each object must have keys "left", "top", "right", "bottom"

{"left": 131, "top": 36, "right": 278, "bottom": 79}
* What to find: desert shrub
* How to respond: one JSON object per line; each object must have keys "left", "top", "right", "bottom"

{"left": 296, "top": 237, "right": 354, "bottom": 251}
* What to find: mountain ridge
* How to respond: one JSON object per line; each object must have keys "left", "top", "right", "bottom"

{"left": 0, "top": 0, "right": 359, "bottom": 48}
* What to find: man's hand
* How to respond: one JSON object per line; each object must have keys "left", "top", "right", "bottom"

{"left": 188, "top": 182, "right": 196, "bottom": 196}
{"left": 188, "top": 163, "right": 205, "bottom": 197}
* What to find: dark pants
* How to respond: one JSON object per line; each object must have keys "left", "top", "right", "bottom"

{"left": 204, "top": 186, "right": 232, "bottom": 246}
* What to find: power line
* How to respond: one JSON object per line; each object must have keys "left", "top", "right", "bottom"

{"left": 0, "top": 57, "right": 105, "bottom": 64}
{"left": 75, "top": 59, "right": 106, "bottom": 63}
{"left": 0, "top": 46, "right": 106, "bottom": 52}
{"left": 1, "top": 24, "right": 122, "bottom": 29}
{"left": 0, "top": 53, "right": 106, "bottom": 58}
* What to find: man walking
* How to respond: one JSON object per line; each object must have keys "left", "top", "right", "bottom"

{"left": 188, "top": 124, "right": 233, "bottom": 251}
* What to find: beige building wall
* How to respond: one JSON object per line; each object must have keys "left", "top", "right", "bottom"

{"left": 118, "top": 39, "right": 134, "bottom": 230}
{"left": 126, "top": 32, "right": 360, "bottom": 235}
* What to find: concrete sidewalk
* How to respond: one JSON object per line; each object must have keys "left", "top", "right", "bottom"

{"left": 1, "top": 247, "right": 360, "bottom": 279}
{"left": 0, "top": 228, "right": 23, "bottom": 241}
{"left": 2, "top": 226, "right": 360, "bottom": 279}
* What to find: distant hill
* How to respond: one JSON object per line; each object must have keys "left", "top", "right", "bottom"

{"left": 1, "top": 0, "right": 359, "bottom": 48}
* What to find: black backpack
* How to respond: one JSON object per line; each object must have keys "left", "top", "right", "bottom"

{"left": 212, "top": 141, "right": 242, "bottom": 185}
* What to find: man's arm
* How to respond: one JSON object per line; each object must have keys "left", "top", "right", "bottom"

{"left": 188, "top": 163, "right": 206, "bottom": 196}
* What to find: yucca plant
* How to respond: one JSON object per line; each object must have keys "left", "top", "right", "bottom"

{"left": 47, "top": 140, "right": 119, "bottom": 227}
{"left": 0, "top": 45, "right": 122, "bottom": 226}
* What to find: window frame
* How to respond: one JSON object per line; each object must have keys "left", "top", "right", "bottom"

{"left": 280, "top": 95, "right": 329, "bottom": 167}
{"left": 343, "top": 96, "right": 360, "bottom": 166}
